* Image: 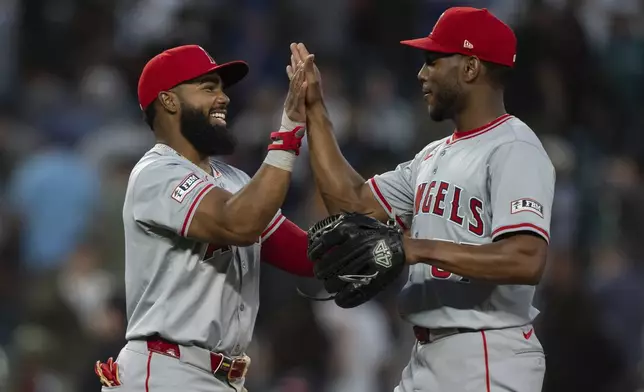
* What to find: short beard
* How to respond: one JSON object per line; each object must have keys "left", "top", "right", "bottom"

{"left": 428, "top": 77, "right": 465, "bottom": 122}
{"left": 179, "top": 104, "right": 236, "bottom": 156}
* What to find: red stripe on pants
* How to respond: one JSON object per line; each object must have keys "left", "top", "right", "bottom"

{"left": 481, "top": 331, "right": 491, "bottom": 392}
{"left": 145, "top": 352, "right": 153, "bottom": 391}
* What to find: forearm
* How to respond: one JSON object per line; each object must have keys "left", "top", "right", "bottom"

{"left": 307, "top": 103, "right": 368, "bottom": 214}
{"left": 221, "top": 164, "right": 291, "bottom": 243}
{"left": 404, "top": 237, "right": 545, "bottom": 285}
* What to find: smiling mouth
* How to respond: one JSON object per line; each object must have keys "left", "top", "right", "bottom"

{"left": 210, "top": 111, "right": 227, "bottom": 126}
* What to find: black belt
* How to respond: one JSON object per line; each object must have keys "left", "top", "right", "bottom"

{"left": 413, "top": 326, "right": 478, "bottom": 344}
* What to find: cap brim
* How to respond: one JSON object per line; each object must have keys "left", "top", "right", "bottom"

{"left": 400, "top": 37, "right": 454, "bottom": 55}
{"left": 206, "top": 60, "right": 249, "bottom": 87}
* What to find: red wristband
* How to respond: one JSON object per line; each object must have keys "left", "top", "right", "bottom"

{"left": 267, "top": 126, "right": 305, "bottom": 156}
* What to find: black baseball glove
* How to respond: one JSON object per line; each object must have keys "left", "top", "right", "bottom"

{"left": 302, "top": 212, "right": 406, "bottom": 308}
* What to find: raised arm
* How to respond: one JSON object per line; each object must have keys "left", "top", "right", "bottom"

{"left": 189, "top": 63, "right": 311, "bottom": 245}
{"left": 134, "top": 62, "right": 310, "bottom": 247}
{"left": 289, "top": 43, "right": 389, "bottom": 222}
{"left": 187, "top": 165, "right": 294, "bottom": 246}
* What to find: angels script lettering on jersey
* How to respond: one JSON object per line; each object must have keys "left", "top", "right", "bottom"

{"left": 413, "top": 179, "right": 484, "bottom": 283}
{"left": 414, "top": 180, "right": 485, "bottom": 237}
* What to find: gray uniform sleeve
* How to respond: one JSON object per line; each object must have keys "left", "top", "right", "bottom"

{"left": 368, "top": 159, "right": 416, "bottom": 230}
{"left": 131, "top": 161, "right": 215, "bottom": 237}
{"left": 488, "top": 141, "right": 555, "bottom": 243}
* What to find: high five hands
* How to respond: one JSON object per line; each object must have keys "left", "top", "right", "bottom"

{"left": 287, "top": 43, "right": 323, "bottom": 107}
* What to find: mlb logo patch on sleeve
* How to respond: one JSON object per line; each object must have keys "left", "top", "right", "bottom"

{"left": 511, "top": 198, "right": 544, "bottom": 218}
{"left": 171, "top": 173, "right": 203, "bottom": 203}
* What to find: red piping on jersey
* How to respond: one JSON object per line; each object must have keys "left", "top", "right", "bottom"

{"left": 447, "top": 114, "right": 512, "bottom": 144}
{"left": 395, "top": 216, "right": 407, "bottom": 229}
{"left": 180, "top": 183, "right": 215, "bottom": 237}
{"left": 492, "top": 223, "right": 550, "bottom": 242}
{"left": 145, "top": 352, "right": 153, "bottom": 392}
{"left": 481, "top": 331, "right": 491, "bottom": 392}
{"left": 368, "top": 178, "right": 408, "bottom": 230}
{"left": 261, "top": 214, "right": 285, "bottom": 240}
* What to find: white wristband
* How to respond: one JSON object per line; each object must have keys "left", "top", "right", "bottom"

{"left": 264, "top": 149, "right": 296, "bottom": 172}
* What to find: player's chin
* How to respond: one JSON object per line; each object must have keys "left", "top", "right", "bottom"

{"left": 217, "top": 134, "right": 237, "bottom": 156}
{"left": 428, "top": 107, "right": 446, "bottom": 122}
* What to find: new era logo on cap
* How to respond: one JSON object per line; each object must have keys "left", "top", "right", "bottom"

{"left": 463, "top": 40, "right": 474, "bottom": 49}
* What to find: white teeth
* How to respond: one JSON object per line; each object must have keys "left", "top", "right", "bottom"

{"left": 211, "top": 112, "right": 226, "bottom": 120}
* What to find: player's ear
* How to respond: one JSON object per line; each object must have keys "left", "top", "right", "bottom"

{"left": 158, "top": 91, "right": 179, "bottom": 114}
{"left": 462, "top": 56, "right": 481, "bottom": 83}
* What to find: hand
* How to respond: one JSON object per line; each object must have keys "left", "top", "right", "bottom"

{"left": 287, "top": 43, "right": 323, "bottom": 107}
{"left": 283, "top": 55, "right": 310, "bottom": 123}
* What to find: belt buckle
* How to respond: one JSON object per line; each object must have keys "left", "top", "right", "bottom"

{"left": 413, "top": 326, "right": 429, "bottom": 344}
{"left": 228, "top": 355, "right": 251, "bottom": 381}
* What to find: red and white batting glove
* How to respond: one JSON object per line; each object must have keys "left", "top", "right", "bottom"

{"left": 264, "top": 110, "right": 306, "bottom": 172}
{"left": 95, "top": 357, "right": 122, "bottom": 387}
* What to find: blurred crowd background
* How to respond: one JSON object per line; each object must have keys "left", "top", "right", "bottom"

{"left": 0, "top": 0, "right": 643, "bottom": 391}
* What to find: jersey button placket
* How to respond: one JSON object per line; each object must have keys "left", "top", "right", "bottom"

{"left": 434, "top": 147, "right": 446, "bottom": 174}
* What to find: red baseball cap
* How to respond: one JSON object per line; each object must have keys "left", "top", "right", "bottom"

{"left": 400, "top": 7, "right": 517, "bottom": 68}
{"left": 137, "top": 45, "right": 249, "bottom": 110}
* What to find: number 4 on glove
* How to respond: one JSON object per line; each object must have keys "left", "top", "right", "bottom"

{"left": 297, "top": 212, "right": 406, "bottom": 308}
{"left": 373, "top": 240, "right": 394, "bottom": 267}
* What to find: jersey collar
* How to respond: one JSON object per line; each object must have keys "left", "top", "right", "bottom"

{"left": 447, "top": 114, "right": 512, "bottom": 145}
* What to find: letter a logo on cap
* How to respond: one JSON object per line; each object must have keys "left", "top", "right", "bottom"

{"left": 197, "top": 46, "right": 217, "bottom": 64}
{"left": 463, "top": 40, "right": 474, "bottom": 49}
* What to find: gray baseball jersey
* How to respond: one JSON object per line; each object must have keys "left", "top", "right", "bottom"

{"left": 368, "top": 114, "right": 555, "bottom": 330}
{"left": 122, "top": 143, "right": 284, "bottom": 356}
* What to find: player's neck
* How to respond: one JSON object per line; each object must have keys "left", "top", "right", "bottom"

{"left": 156, "top": 134, "right": 212, "bottom": 175}
{"left": 179, "top": 146, "right": 212, "bottom": 175}
{"left": 453, "top": 94, "right": 506, "bottom": 133}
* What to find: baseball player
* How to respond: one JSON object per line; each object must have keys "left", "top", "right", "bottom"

{"left": 290, "top": 7, "right": 554, "bottom": 392}
{"left": 93, "top": 45, "right": 318, "bottom": 392}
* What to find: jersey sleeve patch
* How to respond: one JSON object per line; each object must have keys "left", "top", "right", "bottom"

{"left": 510, "top": 198, "right": 543, "bottom": 218}
{"left": 171, "top": 173, "right": 203, "bottom": 203}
